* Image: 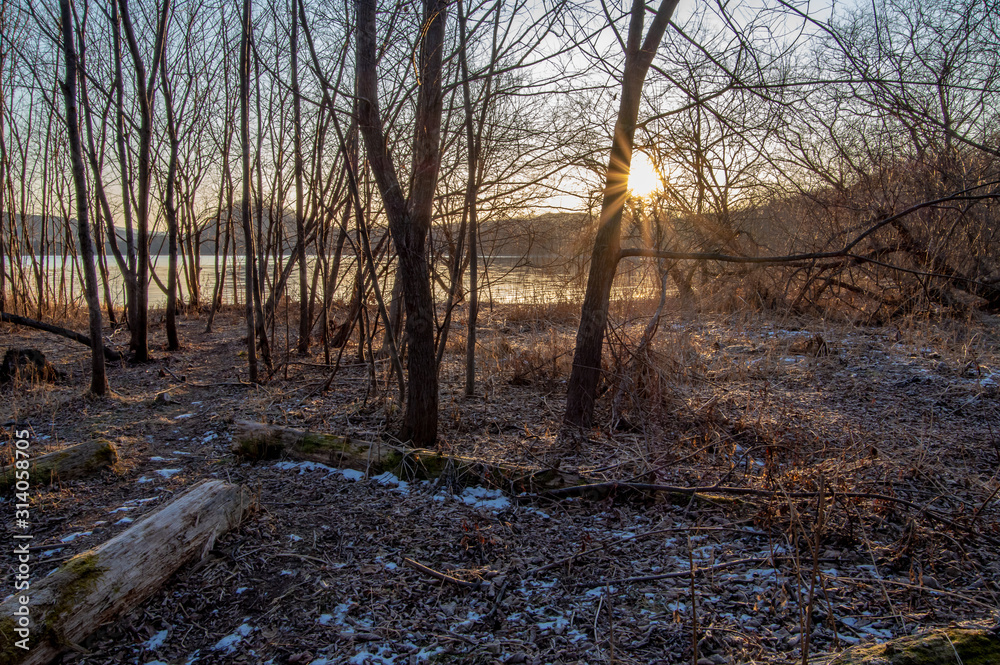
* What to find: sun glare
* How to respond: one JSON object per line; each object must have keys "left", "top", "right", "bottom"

{"left": 628, "top": 151, "right": 661, "bottom": 198}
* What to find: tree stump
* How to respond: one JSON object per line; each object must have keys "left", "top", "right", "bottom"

{"left": 0, "top": 350, "right": 58, "bottom": 385}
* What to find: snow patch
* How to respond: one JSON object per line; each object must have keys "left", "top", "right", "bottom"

{"left": 155, "top": 468, "right": 182, "bottom": 478}
{"left": 459, "top": 486, "right": 510, "bottom": 511}
{"left": 274, "top": 460, "right": 338, "bottom": 475}
{"left": 213, "top": 623, "right": 253, "bottom": 653}
{"left": 60, "top": 531, "right": 91, "bottom": 543}
{"left": 348, "top": 646, "right": 397, "bottom": 665}
{"left": 373, "top": 471, "right": 401, "bottom": 485}
{"left": 318, "top": 603, "right": 352, "bottom": 626}
{"left": 413, "top": 646, "right": 446, "bottom": 661}
{"left": 145, "top": 630, "right": 169, "bottom": 650}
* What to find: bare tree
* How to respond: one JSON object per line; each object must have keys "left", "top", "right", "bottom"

{"left": 291, "top": 0, "right": 309, "bottom": 354}
{"left": 240, "top": 0, "right": 259, "bottom": 382}
{"left": 59, "top": 0, "right": 107, "bottom": 394}
{"left": 564, "top": 0, "right": 680, "bottom": 428}
{"left": 117, "top": 0, "right": 170, "bottom": 362}
{"left": 356, "top": 0, "right": 448, "bottom": 446}
{"left": 160, "top": 25, "right": 180, "bottom": 351}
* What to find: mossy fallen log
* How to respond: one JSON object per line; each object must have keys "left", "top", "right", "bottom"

{"left": 828, "top": 627, "right": 1000, "bottom": 665}
{"left": 0, "top": 440, "right": 118, "bottom": 489}
{"left": 232, "top": 420, "right": 396, "bottom": 470}
{"left": 0, "top": 479, "right": 251, "bottom": 665}
{"left": 388, "top": 447, "right": 585, "bottom": 493}
{"left": 232, "top": 420, "right": 585, "bottom": 493}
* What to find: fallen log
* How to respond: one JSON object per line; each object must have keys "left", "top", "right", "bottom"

{"left": 232, "top": 420, "right": 584, "bottom": 492}
{"left": 827, "top": 626, "right": 1000, "bottom": 665}
{"left": 0, "top": 312, "right": 124, "bottom": 362}
{"left": 233, "top": 420, "right": 394, "bottom": 469}
{"left": 0, "top": 440, "right": 119, "bottom": 489}
{"left": 0, "top": 480, "right": 252, "bottom": 664}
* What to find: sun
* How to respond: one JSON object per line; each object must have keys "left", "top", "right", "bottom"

{"left": 628, "top": 151, "right": 661, "bottom": 198}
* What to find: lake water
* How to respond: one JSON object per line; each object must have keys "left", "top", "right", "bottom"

{"left": 15, "top": 254, "right": 664, "bottom": 309}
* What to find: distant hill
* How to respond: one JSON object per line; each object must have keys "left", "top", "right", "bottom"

{"left": 8, "top": 209, "right": 589, "bottom": 260}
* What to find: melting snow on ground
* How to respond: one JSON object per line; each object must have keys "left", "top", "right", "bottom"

{"left": 213, "top": 623, "right": 254, "bottom": 653}
{"left": 273, "top": 461, "right": 513, "bottom": 512}
{"left": 348, "top": 646, "right": 398, "bottom": 665}
{"left": 144, "top": 630, "right": 169, "bottom": 650}
{"left": 317, "top": 603, "right": 352, "bottom": 627}
{"left": 459, "top": 486, "right": 510, "bottom": 511}
{"left": 155, "top": 469, "right": 182, "bottom": 478}
{"left": 60, "top": 531, "right": 91, "bottom": 543}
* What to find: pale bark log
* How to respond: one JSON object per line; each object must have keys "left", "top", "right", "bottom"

{"left": 0, "top": 440, "right": 118, "bottom": 489}
{"left": 0, "top": 480, "right": 251, "bottom": 664}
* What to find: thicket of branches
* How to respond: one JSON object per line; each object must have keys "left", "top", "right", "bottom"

{"left": 0, "top": 0, "right": 997, "bottom": 439}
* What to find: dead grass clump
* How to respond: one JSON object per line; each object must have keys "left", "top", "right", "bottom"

{"left": 490, "top": 300, "right": 581, "bottom": 328}
{"left": 479, "top": 329, "right": 573, "bottom": 388}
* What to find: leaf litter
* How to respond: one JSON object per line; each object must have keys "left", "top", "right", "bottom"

{"left": 1, "top": 308, "right": 998, "bottom": 664}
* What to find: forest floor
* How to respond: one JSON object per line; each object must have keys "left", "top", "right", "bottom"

{"left": 2, "top": 301, "right": 1000, "bottom": 665}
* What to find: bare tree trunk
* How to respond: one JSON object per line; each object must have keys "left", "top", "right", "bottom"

{"left": 161, "top": 44, "right": 180, "bottom": 351}
{"left": 455, "top": 0, "right": 499, "bottom": 397}
{"left": 109, "top": 0, "right": 138, "bottom": 338}
{"left": 292, "top": 0, "right": 309, "bottom": 354}
{"left": 118, "top": 0, "right": 170, "bottom": 362}
{"left": 206, "top": 50, "right": 236, "bottom": 333}
{"left": 564, "top": 0, "right": 679, "bottom": 428}
{"left": 240, "top": 0, "right": 259, "bottom": 382}
{"left": 60, "top": 0, "right": 108, "bottom": 395}
{"left": 0, "top": 5, "right": 9, "bottom": 316}
{"left": 380, "top": 271, "right": 403, "bottom": 356}
{"left": 356, "top": 0, "right": 447, "bottom": 446}
{"left": 93, "top": 208, "right": 117, "bottom": 324}
{"left": 252, "top": 51, "right": 273, "bottom": 374}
